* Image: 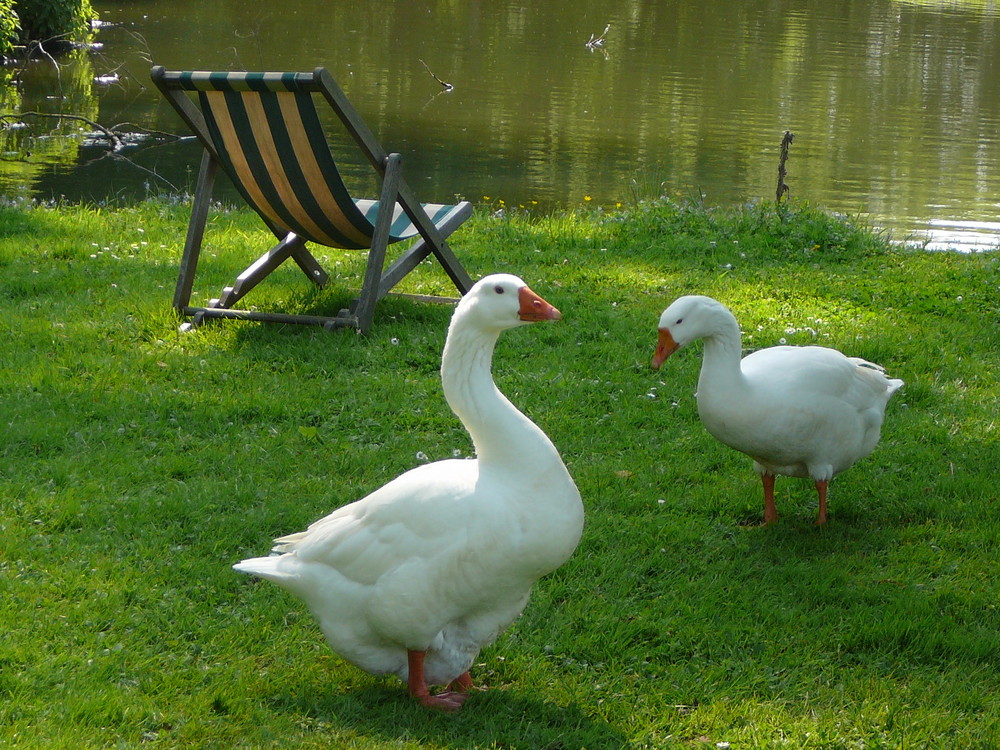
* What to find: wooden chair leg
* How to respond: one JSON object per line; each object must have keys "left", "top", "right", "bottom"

{"left": 288, "top": 242, "right": 329, "bottom": 288}
{"left": 396, "top": 183, "right": 474, "bottom": 295}
{"left": 352, "top": 153, "right": 403, "bottom": 333}
{"left": 173, "top": 151, "right": 218, "bottom": 313}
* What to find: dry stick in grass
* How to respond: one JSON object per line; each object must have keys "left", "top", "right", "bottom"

{"left": 776, "top": 130, "right": 794, "bottom": 202}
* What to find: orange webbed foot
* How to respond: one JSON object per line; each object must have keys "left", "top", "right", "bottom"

{"left": 407, "top": 651, "right": 475, "bottom": 712}
{"left": 418, "top": 691, "right": 470, "bottom": 712}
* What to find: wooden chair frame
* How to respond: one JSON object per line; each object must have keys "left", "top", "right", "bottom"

{"left": 151, "top": 66, "right": 474, "bottom": 332}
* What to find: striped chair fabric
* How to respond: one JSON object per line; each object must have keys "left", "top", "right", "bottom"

{"left": 173, "top": 71, "right": 465, "bottom": 250}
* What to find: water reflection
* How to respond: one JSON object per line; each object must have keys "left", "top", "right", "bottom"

{"left": 0, "top": 50, "right": 99, "bottom": 201}
{"left": 1, "top": 0, "right": 999, "bottom": 252}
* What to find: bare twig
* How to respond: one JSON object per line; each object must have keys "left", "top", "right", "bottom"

{"left": 1, "top": 111, "right": 123, "bottom": 150}
{"left": 775, "top": 130, "right": 794, "bottom": 202}
{"left": 25, "top": 40, "right": 62, "bottom": 92}
{"left": 0, "top": 112, "right": 185, "bottom": 192}
{"left": 418, "top": 59, "right": 454, "bottom": 91}
{"left": 109, "top": 122, "right": 192, "bottom": 142}
{"left": 586, "top": 23, "right": 611, "bottom": 48}
{"left": 1, "top": 113, "right": 190, "bottom": 149}
{"left": 118, "top": 27, "right": 153, "bottom": 66}
{"left": 108, "top": 152, "right": 181, "bottom": 193}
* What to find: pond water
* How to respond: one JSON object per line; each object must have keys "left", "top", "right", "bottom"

{"left": 3, "top": 0, "right": 1000, "bottom": 251}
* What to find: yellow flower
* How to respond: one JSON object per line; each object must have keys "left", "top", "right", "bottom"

{"left": 584, "top": 195, "right": 592, "bottom": 202}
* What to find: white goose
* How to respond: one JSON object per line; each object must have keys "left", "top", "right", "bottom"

{"left": 234, "top": 274, "right": 584, "bottom": 711}
{"left": 652, "top": 295, "right": 903, "bottom": 525}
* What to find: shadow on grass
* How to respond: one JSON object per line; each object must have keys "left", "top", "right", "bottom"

{"left": 266, "top": 683, "right": 627, "bottom": 749}
{"left": 719, "top": 510, "right": 1000, "bottom": 667}
{"left": 218, "top": 287, "right": 457, "bottom": 347}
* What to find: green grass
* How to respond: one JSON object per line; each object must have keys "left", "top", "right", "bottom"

{"left": 1, "top": 196, "right": 998, "bottom": 749}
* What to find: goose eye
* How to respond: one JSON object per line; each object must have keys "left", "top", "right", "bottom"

{"left": 494, "top": 285, "right": 505, "bottom": 295}
{"left": 675, "top": 318, "right": 684, "bottom": 325}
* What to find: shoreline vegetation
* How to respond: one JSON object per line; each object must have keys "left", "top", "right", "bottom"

{"left": 2, "top": 197, "right": 998, "bottom": 748}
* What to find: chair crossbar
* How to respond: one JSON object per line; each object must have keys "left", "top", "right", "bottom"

{"left": 155, "top": 69, "right": 321, "bottom": 93}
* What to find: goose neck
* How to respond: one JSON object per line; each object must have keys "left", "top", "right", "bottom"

{"left": 440, "top": 325, "right": 551, "bottom": 468}
{"left": 698, "top": 318, "right": 746, "bottom": 393}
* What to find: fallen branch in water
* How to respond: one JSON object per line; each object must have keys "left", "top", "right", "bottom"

{"left": 418, "top": 59, "right": 454, "bottom": 91}
{"left": 0, "top": 113, "right": 190, "bottom": 152}
{"left": 108, "top": 122, "right": 192, "bottom": 143}
{"left": 1, "top": 111, "right": 123, "bottom": 150}
{"left": 0, "top": 113, "right": 190, "bottom": 191}
{"left": 586, "top": 23, "right": 610, "bottom": 48}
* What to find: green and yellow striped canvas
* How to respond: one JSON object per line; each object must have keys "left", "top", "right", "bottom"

{"left": 177, "top": 72, "right": 464, "bottom": 250}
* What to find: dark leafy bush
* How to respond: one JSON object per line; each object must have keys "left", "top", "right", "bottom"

{"left": 14, "top": 0, "right": 95, "bottom": 45}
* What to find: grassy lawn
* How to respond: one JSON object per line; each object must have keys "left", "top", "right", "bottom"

{"left": 1, "top": 196, "right": 997, "bottom": 749}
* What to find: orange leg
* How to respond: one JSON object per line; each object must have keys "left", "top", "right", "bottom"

{"left": 406, "top": 650, "right": 470, "bottom": 712}
{"left": 447, "top": 672, "right": 476, "bottom": 692}
{"left": 761, "top": 472, "right": 779, "bottom": 524}
{"left": 814, "top": 479, "right": 828, "bottom": 525}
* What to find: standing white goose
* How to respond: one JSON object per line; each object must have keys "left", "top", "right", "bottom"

{"left": 234, "top": 274, "right": 584, "bottom": 711}
{"left": 651, "top": 295, "right": 903, "bottom": 525}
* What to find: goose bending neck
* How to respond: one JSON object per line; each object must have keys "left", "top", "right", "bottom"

{"left": 441, "top": 322, "right": 553, "bottom": 469}
{"left": 697, "top": 310, "right": 746, "bottom": 395}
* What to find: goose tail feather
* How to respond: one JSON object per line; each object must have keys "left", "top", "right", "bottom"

{"left": 233, "top": 555, "right": 295, "bottom": 584}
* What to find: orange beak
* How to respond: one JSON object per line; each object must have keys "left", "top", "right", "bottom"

{"left": 651, "top": 328, "right": 679, "bottom": 369}
{"left": 518, "top": 286, "right": 562, "bottom": 322}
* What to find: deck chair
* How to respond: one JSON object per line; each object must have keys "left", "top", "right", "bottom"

{"left": 150, "top": 66, "right": 474, "bottom": 332}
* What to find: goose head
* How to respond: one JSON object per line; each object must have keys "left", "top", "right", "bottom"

{"left": 651, "top": 295, "right": 734, "bottom": 369}
{"left": 455, "top": 274, "right": 562, "bottom": 334}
